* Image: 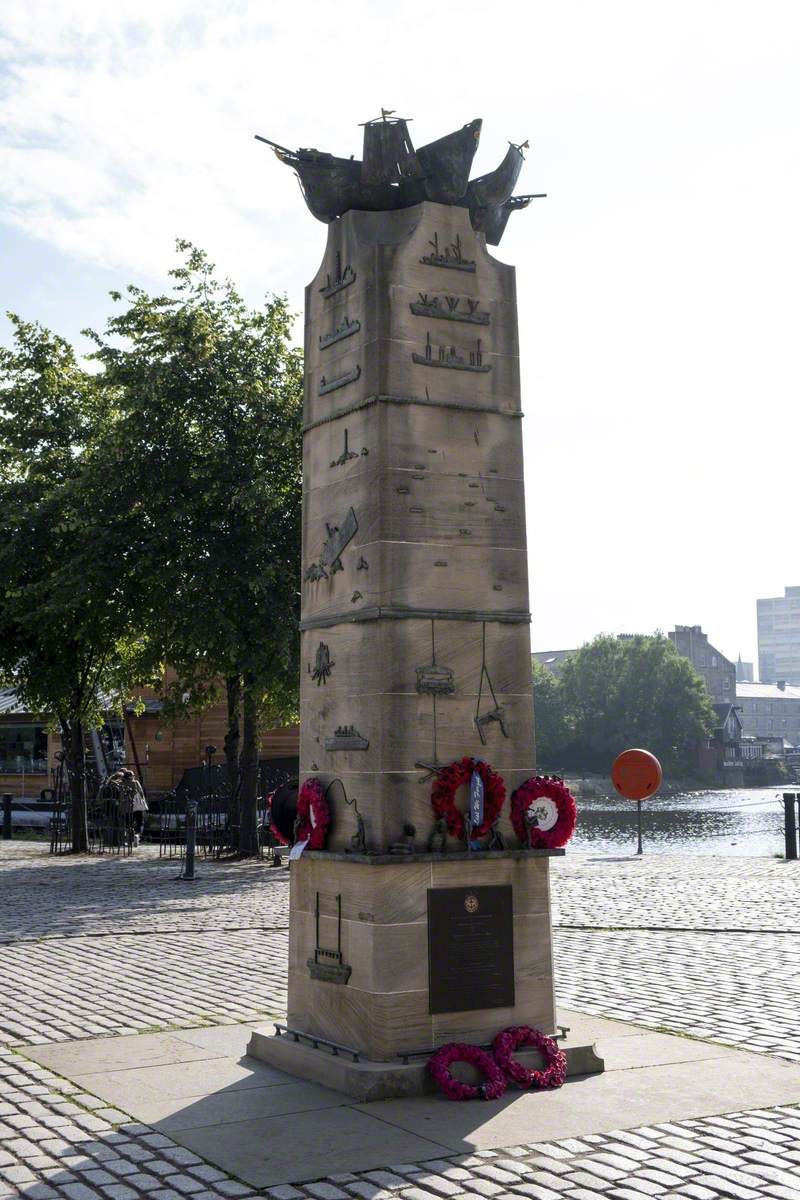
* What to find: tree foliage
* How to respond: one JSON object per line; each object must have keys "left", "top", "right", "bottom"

{"left": 85, "top": 241, "right": 303, "bottom": 854}
{"left": 0, "top": 243, "right": 304, "bottom": 856}
{"left": 533, "top": 633, "right": 716, "bottom": 774}
{"left": 0, "top": 318, "right": 156, "bottom": 849}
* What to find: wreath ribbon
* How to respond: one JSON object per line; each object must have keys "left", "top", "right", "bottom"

{"left": 431, "top": 757, "right": 505, "bottom": 841}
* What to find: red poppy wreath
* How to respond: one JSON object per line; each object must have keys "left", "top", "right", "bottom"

{"left": 295, "top": 778, "right": 330, "bottom": 850}
{"left": 431, "top": 757, "right": 506, "bottom": 841}
{"left": 427, "top": 1042, "right": 507, "bottom": 1101}
{"left": 492, "top": 1025, "right": 567, "bottom": 1090}
{"left": 510, "top": 775, "right": 577, "bottom": 849}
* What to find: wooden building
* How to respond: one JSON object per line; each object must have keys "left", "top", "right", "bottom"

{"left": 0, "top": 686, "right": 298, "bottom": 799}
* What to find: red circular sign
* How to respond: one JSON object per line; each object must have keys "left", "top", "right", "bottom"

{"left": 611, "top": 748, "right": 662, "bottom": 801}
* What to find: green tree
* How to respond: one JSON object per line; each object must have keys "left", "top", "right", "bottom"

{"left": 557, "top": 633, "right": 715, "bottom": 774}
{"left": 531, "top": 658, "right": 568, "bottom": 766}
{"left": 86, "top": 242, "right": 303, "bottom": 856}
{"left": 0, "top": 317, "right": 155, "bottom": 850}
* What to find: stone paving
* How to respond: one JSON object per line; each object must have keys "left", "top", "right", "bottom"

{"left": 1, "top": 843, "right": 800, "bottom": 1198}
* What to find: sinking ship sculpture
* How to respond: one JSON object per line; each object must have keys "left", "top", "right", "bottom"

{"left": 255, "top": 110, "right": 544, "bottom": 245}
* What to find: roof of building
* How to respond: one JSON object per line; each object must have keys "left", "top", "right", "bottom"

{"left": 532, "top": 649, "right": 575, "bottom": 668}
{"left": 736, "top": 682, "right": 800, "bottom": 700}
{"left": 532, "top": 648, "right": 575, "bottom": 676}
{"left": 0, "top": 689, "right": 26, "bottom": 716}
{"left": 713, "top": 702, "right": 740, "bottom": 721}
{"left": 0, "top": 688, "right": 162, "bottom": 717}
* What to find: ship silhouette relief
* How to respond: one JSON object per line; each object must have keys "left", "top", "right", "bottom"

{"left": 420, "top": 233, "right": 475, "bottom": 272}
{"left": 412, "top": 332, "right": 491, "bottom": 373}
{"left": 410, "top": 293, "right": 490, "bottom": 326}
{"left": 319, "top": 315, "right": 361, "bottom": 350}
{"left": 319, "top": 365, "right": 361, "bottom": 395}
{"left": 319, "top": 252, "right": 356, "bottom": 298}
{"left": 325, "top": 725, "right": 369, "bottom": 751}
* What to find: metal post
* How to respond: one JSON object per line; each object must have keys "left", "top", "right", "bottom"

{"left": 636, "top": 800, "right": 643, "bottom": 855}
{"left": 783, "top": 793, "right": 798, "bottom": 861}
{"left": 2, "top": 795, "right": 12, "bottom": 840}
{"left": 183, "top": 798, "right": 198, "bottom": 880}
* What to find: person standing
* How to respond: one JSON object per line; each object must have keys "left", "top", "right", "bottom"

{"left": 118, "top": 768, "right": 148, "bottom": 845}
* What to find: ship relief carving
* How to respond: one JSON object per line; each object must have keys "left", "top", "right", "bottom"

{"left": 412, "top": 332, "right": 490, "bottom": 373}
{"left": 420, "top": 232, "right": 475, "bottom": 272}
{"left": 319, "top": 252, "right": 356, "bottom": 298}
{"left": 319, "top": 315, "right": 360, "bottom": 350}
{"left": 410, "top": 293, "right": 490, "bottom": 326}
{"left": 319, "top": 364, "right": 361, "bottom": 395}
{"left": 325, "top": 725, "right": 369, "bottom": 751}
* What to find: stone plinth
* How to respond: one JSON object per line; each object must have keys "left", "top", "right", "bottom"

{"left": 285, "top": 851, "right": 558, "bottom": 1062}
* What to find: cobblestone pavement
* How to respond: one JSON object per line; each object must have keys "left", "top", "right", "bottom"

{"left": 555, "top": 927, "right": 800, "bottom": 1062}
{"left": 552, "top": 854, "right": 800, "bottom": 933}
{"left": 0, "top": 845, "right": 289, "bottom": 943}
{"left": 0, "top": 930, "right": 286, "bottom": 1047}
{"left": 2, "top": 844, "right": 800, "bottom": 1197}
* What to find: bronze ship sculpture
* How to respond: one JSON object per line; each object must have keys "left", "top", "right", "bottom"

{"left": 255, "top": 111, "right": 544, "bottom": 245}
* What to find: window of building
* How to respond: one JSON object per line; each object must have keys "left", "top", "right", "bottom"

{"left": 711, "top": 655, "right": 718, "bottom": 667}
{"left": 699, "top": 654, "right": 706, "bottom": 666}
{"left": 0, "top": 724, "right": 47, "bottom": 774}
{"left": 723, "top": 677, "right": 730, "bottom": 690}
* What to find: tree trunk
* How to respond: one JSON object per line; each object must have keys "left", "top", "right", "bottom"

{"left": 62, "top": 717, "right": 89, "bottom": 853}
{"left": 238, "top": 673, "right": 260, "bottom": 858}
{"left": 224, "top": 673, "right": 242, "bottom": 834}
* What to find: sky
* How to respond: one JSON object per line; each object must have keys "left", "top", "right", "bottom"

{"left": 1, "top": 0, "right": 798, "bottom": 672}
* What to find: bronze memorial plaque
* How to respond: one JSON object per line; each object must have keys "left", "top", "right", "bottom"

{"left": 427, "top": 885, "right": 515, "bottom": 1014}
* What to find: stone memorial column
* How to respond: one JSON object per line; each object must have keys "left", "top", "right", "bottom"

{"left": 248, "top": 117, "right": 594, "bottom": 1095}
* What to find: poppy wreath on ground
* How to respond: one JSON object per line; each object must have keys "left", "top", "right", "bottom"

{"left": 431, "top": 757, "right": 506, "bottom": 841}
{"left": 295, "top": 778, "right": 330, "bottom": 850}
{"left": 510, "top": 775, "right": 577, "bottom": 849}
{"left": 427, "top": 1043, "right": 507, "bottom": 1101}
{"left": 492, "top": 1025, "right": 568, "bottom": 1090}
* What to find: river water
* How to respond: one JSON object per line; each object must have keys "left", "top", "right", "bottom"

{"left": 571, "top": 787, "right": 789, "bottom": 857}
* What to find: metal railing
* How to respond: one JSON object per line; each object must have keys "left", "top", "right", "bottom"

{"left": 783, "top": 792, "right": 799, "bottom": 860}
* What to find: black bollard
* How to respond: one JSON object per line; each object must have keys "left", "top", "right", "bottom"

{"left": 783, "top": 793, "right": 798, "bottom": 861}
{"left": 2, "top": 794, "right": 12, "bottom": 840}
{"left": 183, "top": 798, "right": 198, "bottom": 880}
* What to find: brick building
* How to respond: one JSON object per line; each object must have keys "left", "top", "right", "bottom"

{"left": 668, "top": 626, "right": 736, "bottom": 703}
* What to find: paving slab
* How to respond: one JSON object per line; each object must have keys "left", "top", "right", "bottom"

{"left": 25, "top": 1032, "right": 222, "bottom": 1074}
{"left": 172, "top": 1024, "right": 257, "bottom": 1058}
{"left": 357, "top": 1050, "right": 800, "bottom": 1154}
{"left": 138, "top": 1080, "right": 352, "bottom": 1132}
{"left": 67, "top": 1057, "right": 294, "bottom": 1109}
{"left": 168, "top": 1105, "right": 450, "bottom": 1187}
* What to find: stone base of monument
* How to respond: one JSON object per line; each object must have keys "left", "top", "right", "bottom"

{"left": 247, "top": 1025, "right": 604, "bottom": 1103}
{"left": 252, "top": 848, "right": 603, "bottom": 1100}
